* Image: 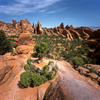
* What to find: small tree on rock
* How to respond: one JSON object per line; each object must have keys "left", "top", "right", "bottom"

{"left": 33, "top": 41, "right": 48, "bottom": 60}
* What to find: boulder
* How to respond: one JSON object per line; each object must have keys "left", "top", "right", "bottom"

{"left": 17, "top": 31, "right": 34, "bottom": 45}
{"left": 16, "top": 45, "right": 34, "bottom": 54}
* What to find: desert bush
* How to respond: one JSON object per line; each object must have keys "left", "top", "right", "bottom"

{"left": 72, "top": 57, "right": 84, "bottom": 66}
{"left": 47, "top": 71, "right": 55, "bottom": 80}
{"left": 20, "top": 58, "right": 57, "bottom": 87}
{"left": 31, "top": 72, "right": 48, "bottom": 86}
{"left": 47, "top": 55, "right": 54, "bottom": 59}
{"left": 20, "top": 72, "right": 32, "bottom": 87}
{"left": 0, "top": 30, "right": 12, "bottom": 55}
{"left": 52, "top": 67, "right": 57, "bottom": 73}
{"left": 43, "top": 65, "right": 49, "bottom": 71}
{"left": 24, "top": 64, "right": 30, "bottom": 71}
{"left": 55, "top": 47, "right": 60, "bottom": 53}
{"left": 48, "top": 61, "right": 54, "bottom": 65}
{"left": 33, "top": 41, "right": 48, "bottom": 60}
{"left": 27, "top": 58, "right": 34, "bottom": 65}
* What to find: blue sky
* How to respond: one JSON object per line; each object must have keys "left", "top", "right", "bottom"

{"left": 0, "top": 0, "right": 100, "bottom": 28}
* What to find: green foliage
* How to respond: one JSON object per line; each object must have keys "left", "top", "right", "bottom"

{"left": 31, "top": 72, "right": 48, "bottom": 86}
{"left": 43, "top": 65, "right": 49, "bottom": 71}
{"left": 33, "top": 42, "right": 48, "bottom": 59}
{"left": 55, "top": 48, "right": 60, "bottom": 53}
{"left": 32, "top": 34, "right": 98, "bottom": 65}
{"left": 52, "top": 67, "right": 57, "bottom": 73}
{"left": 20, "top": 72, "right": 32, "bottom": 87}
{"left": 24, "top": 64, "right": 30, "bottom": 71}
{"left": 20, "top": 58, "right": 57, "bottom": 87}
{"left": 47, "top": 71, "right": 55, "bottom": 80}
{"left": 48, "top": 55, "right": 54, "bottom": 59}
{"left": 27, "top": 58, "right": 34, "bottom": 65}
{"left": 0, "top": 30, "right": 12, "bottom": 55}
{"left": 48, "top": 61, "right": 54, "bottom": 65}
{"left": 72, "top": 57, "right": 84, "bottom": 66}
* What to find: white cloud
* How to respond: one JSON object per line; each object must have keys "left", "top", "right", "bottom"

{"left": 0, "top": 0, "right": 61, "bottom": 15}
{"left": 48, "top": 7, "right": 68, "bottom": 14}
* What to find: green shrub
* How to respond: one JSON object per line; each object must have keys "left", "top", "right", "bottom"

{"left": 33, "top": 65, "right": 37, "bottom": 70}
{"left": 0, "top": 30, "right": 12, "bottom": 55}
{"left": 72, "top": 57, "right": 84, "bottom": 66}
{"left": 48, "top": 61, "right": 54, "bottom": 65}
{"left": 27, "top": 58, "right": 34, "bottom": 65}
{"left": 32, "top": 53, "right": 38, "bottom": 57}
{"left": 24, "top": 64, "right": 30, "bottom": 71}
{"left": 31, "top": 72, "right": 48, "bottom": 86}
{"left": 48, "top": 55, "right": 54, "bottom": 59}
{"left": 20, "top": 72, "right": 32, "bottom": 87}
{"left": 43, "top": 65, "right": 49, "bottom": 71}
{"left": 47, "top": 71, "right": 55, "bottom": 80}
{"left": 52, "top": 67, "right": 57, "bottom": 73}
{"left": 55, "top": 48, "right": 60, "bottom": 53}
{"left": 33, "top": 42, "right": 48, "bottom": 60}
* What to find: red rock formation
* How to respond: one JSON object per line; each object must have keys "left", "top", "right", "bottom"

{"left": 20, "top": 19, "right": 34, "bottom": 33}
{"left": 65, "top": 25, "right": 70, "bottom": 30}
{"left": 90, "top": 29, "right": 100, "bottom": 39}
{"left": 62, "top": 29, "right": 73, "bottom": 40}
{"left": 69, "top": 29, "right": 82, "bottom": 39}
{"left": 53, "top": 27, "right": 58, "bottom": 33}
{"left": 75, "top": 28, "right": 90, "bottom": 38}
{"left": 12, "top": 20, "right": 17, "bottom": 27}
{"left": 37, "top": 21, "right": 43, "bottom": 34}
{"left": 70, "top": 25, "right": 74, "bottom": 29}
{"left": 60, "top": 23, "right": 64, "bottom": 29}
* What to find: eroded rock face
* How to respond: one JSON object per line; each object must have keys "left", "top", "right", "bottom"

{"left": 0, "top": 53, "right": 24, "bottom": 99}
{"left": 17, "top": 31, "right": 34, "bottom": 45}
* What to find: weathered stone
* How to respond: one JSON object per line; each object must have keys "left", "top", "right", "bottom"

{"left": 77, "top": 66, "right": 89, "bottom": 76}
{"left": 17, "top": 31, "right": 33, "bottom": 45}
{"left": 16, "top": 45, "right": 34, "bottom": 54}
{"left": 88, "top": 73, "right": 98, "bottom": 80}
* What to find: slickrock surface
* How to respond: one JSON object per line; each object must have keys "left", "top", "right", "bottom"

{"left": 44, "top": 60, "right": 100, "bottom": 100}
